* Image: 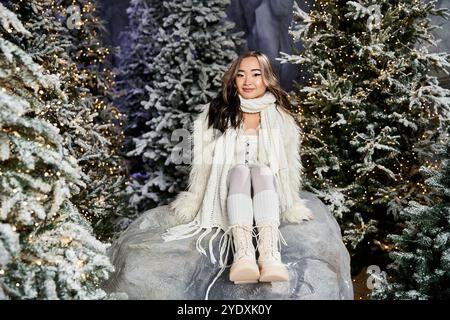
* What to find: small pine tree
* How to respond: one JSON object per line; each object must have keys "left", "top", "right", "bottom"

{"left": 0, "top": 4, "right": 113, "bottom": 299}
{"left": 117, "top": 0, "right": 166, "bottom": 222}
{"left": 55, "top": 0, "right": 130, "bottom": 240}
{"left": 125, "top": 0, "right": 244, "bottom": 211}
{"left": 371, "top": 138, "right": 450, "bottom": 299}
{"left": 118, "top": 0, "right": 166, "bottom": 154}
{"left": 279, "top": 0, "right": 450, "bottom": 270}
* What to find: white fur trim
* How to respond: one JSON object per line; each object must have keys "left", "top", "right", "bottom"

{"left": 281, "top": 198, "right": 313, "bottom": 223}
{"left": 170, "top": 191, "right": 200, "bottom": 223}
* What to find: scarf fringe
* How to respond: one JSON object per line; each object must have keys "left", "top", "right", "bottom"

{"left": 196, "top": 227, "right": 212, "bottom": 256}
{"left": 162, "top": 222, "right": 234, "bottom": 300}
{"left": 205, "top": 227, "right": 233, "bottom": 300}
{"left": 161, "top": 220, "right": 201, "bottom": 242}
{"left": 208, "top": 227, "right": 222, "bottom": 264}
{"left": 162, "top": 221, "right": 229, "bottom": 264}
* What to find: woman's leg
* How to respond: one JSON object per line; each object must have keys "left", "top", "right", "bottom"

{"left": 226, "top": 164, "right": 253, "bottom": 226}
{"left": 250, "top": 165, "right": 288, "bottom": 282}
{"left": 250, "top": 165, "right": 280, "bottom": 225}
{"left": 226, "top": 164, "right": 259, "bottom": 284}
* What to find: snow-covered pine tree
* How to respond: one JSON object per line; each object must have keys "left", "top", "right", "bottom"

{"left": 55, "top": 0, "right": 130, "bottom": 239}
{"left": 0, "top": 3, "right": 113, "bottom": 299}
{"left": 371, "top": 138, "right": 450, "bottom": 299}
{"left": 118, "top": 0, "right": 165, "bottom": 157}
{"left": 126, "top": 0, "right": 244, "bottom": 211}
{"left": 4, "top": 0, "right": 130, "bottom": 241}
{"left": 278, "top": 0, "right": 450, "bottom": 270}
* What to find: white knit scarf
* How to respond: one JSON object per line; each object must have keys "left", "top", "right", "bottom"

{"left": 240, "top": 92, "right": 288, "bottom": 177}
{"left": 239, "top": 91, "right": 275, "bottom": 113}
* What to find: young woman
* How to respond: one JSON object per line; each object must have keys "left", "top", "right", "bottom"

{"left": 163, "top": 51, "right": 313, "bottom": 298}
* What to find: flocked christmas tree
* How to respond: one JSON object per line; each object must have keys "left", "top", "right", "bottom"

{"left": 278, "top": 0, "right": 450, "bottom": 271}
{"left": 125, "top": 0, "right": 244, "bottom": 211}
{"left": 4, "top": 0, "right": 130, "bottom": 241}
{"left": 55, "top": 0, "right": 130, "bottom": 239}
{"left": 0, "top": 3, "right": 113, "bottom": 299}
{"left": 371, "top": 137, "right": 450, "bottom": 299}
{"left": 118, "top": 0, "right": 165, "bottom": 156}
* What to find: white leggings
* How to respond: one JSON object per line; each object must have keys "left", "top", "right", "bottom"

{"left": 226, "top": 164, "right": 280, "bottom": 226}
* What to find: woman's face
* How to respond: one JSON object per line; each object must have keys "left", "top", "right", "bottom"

{"left": 235, "top": 56, "right": 267, "bottom": 99}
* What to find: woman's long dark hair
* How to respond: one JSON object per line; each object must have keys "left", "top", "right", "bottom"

{"left": 207, "top": 51, "right": 295, "bottom": 133}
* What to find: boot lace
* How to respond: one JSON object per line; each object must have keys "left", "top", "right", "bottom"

{"left": 255, "top": 224, "right": 287, "bottom": 262}
{"left": 230, "top": 225, "right": 257, "bottom": 260}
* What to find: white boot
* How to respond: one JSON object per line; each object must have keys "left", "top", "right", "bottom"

{"left": 256, "top": 221, "right": 289, "bottom": 282}
{"left": 229, "top": 225, "right": 260, "bottom": 284}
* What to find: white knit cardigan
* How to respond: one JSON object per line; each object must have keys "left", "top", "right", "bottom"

{"left": 162, "top": 96, "right": 313, "bottom": 263}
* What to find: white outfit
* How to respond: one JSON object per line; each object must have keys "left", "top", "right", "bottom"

{"left": 162, "top": 92, "right": 313, "bottom": 298}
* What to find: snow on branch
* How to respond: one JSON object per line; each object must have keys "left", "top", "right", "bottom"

{"left": 0, "top": 38, "right": 63, "bottom": 97}
{"left": 0, "top": 3, "right": 31, "bottom": 37}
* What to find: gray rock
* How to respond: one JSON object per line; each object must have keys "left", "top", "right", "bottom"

{"left": 103, "top": 191, "right": 353, "bottom": 300}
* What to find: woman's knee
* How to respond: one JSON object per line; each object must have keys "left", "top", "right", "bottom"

{"left": 250, "top": 165, "right": 273, "bottom": 179}
{"left": 250, "top": 165, "right": 275, "bottom": 192}
{"left": 227, "top": 164, "right": 250, "bottom": 188}
{"left": 230, "top": 164, "right": 250, "bottom": 177}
